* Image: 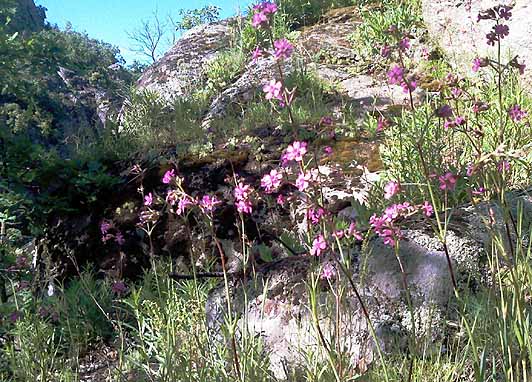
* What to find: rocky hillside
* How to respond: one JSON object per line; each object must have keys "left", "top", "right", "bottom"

{"left": 1, "top": 0, "right": 45, "bottom": 34}
{"left": 0, "top": 0, "right": 134, "bottom": 150}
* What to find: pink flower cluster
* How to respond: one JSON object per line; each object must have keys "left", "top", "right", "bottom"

{"left": 295, "top": 168, "right": 324, "bottom": 192}
{"left": 387, "top": 64, "right": 416, "bottom": 93}
{"left": 251, "top": 1, "right": 277, "bottom": 28}
{"left": 307, "top": 207, "right": 325, "bottom": 224}
{"left": 199, "top": 195, "right": 221, "bottom": 214}
{"left": 261, "top": 169, "right": 283, "bottom": 193}
{"left": 162, "top": 169, "right": 176, "bottom": 184}
{"left": 233, "top": 182, "right": 253, "bottom": 214}
{"left": 370, "top": 201, "right": 433, "bottom": 247}
{"left": 100, "top": 219, "right": 125, "bottom": 246}
{"left": 334, "top": 222, "right": 363, "bottom": 242}
{"left": 384, "top": 180, "right": 401, "bottom": 200}
{"left": 439, "top": 172, "right": 459, "bottom": 191}
{"left": 321, "top": 263, "right": 335, "bottom": 280}
{"left": 310, "top": 234, "right": 327, "bottom": 256}
{"left": 508, "top": 105, "right": 527, "bottom": 122}
{"left": 281, "top": 141, "right": 307, "bottom": 164}
{"left": 273, "top": 38, "right": 294, "bottom": 60}
{"left": 478, "top": 5, "right": 513, "bottom": 46}
{"left": 263, "top": 79, "right": 283, "bottom": 101}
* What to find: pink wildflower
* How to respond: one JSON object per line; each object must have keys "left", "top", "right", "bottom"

{"left": 333, "top": 230, "right": 344, "bottom": 239}
{"left": 307, "top": 207, "right": 325, "bottom": 224}
{"left": 263, "top": 79, "right": 283, "bottom": 100}
{"left": 439, "top": 172, "right": 458, "bottom": 191}
{"left": 399, "top": 37, "right": 410, "bottom": 51}
{"left": 381, "top": 44, "right": 391, "bottom": 58}
{"left": 115, "top": 232, "right": 125, "bottom": 246}
{"left": 100, "top": 220, "right": 112, "bottom": 235}
{"left": 296, "top": 171, "right": 310, "bottom": 192}
{"left": 166, "top": 189, "right": 179, "bottom": 206}
{"left": 377, "top": 116, "right": 389, "bottom": 132}
{"left": 436, "top": 104, "right": 453, "bottom": 119}
{"left": 261, "top": 169, "right": 283, "bottom": 193}
{"left": 497, "top": 160, "right": 510, "bottom": 173}
{"left": 252, "top": 12, "right": 268, "bottom": 28}
{"left": 347, "top": 222, "right": 363, "bottom": 241}
{"left": 111, "top": 281, "right": 128, "bottom": 295}
{"left": 131, "top": 164, "right": 142, "bottom": 175}
{"left": 323, "top": 146, "right": 333, "bottom": 155}
{"left": 421, "top": 47, "right": 430, "bottom": 60}
{"left": 252, "top": 46, "right": 263, "bottom": 62}
{"left": 510, "top": 59, "right": 526, "bottom": 75}
{"left": 369, "top": 214, "right": 386, "bottom": 234}
{"left": 472, "top": 57, "right": 482, "bottom": 72}
{"left": 276, "top": 194, "right": 286, "bottom": 206}
{"left": 387, "top": 65, "right": 404, "bottom": 85}
{"left": 234, "top": 182, "right": 252, "bottom": 201}
{"left": 508, "top": 105, "right": 527, "bottom": 122}
{"left": 455, "top": 115, "right": 466, "bottom": 126}
{"left": 199, "top": 195, "right": 221, "bottom": 213}
{"left": 499, "top": 6, "right": 512, "bottom": 20}
{"left": 236, "top": 199, "right": 253, "bottom": 214}
{"left": 382, "top": 230, "right": 397, "bottom": 247}
{"left": 451, "top": 87, "right": 463, "bottom": 98}
{"left": 421, "top": 201, "right": 433, "bottom": 217}
{"left": 486, "top": 31, "right": 498, "bottom": 46}
{"left": 321, "top": 263, "right": 335, "bottom": 280}
{"left": 384, "top": 181, "right": 401, "bottom": 200}
{"left": 162, "top": 169, "right": 176, "bottom": 184}
{"left": 310, "top": 234, "right": 327, "bottom": 256}
{"left": 144, "top": 193, "right": 153, "bottom": 206}
{"left": 494, "top": 24, "right": 509, "bottom": 38}
{"left": 273, "top": 38, "right": 293, "bottom": 60}
{"left": 319, "top": 116, "right": 333, "bottom": 126}
{"left": 283, "top": 141, "right": 307, "bottom": 162}
{"left": 262, "top": 1, "right": 278, "bottom": 14}
{"left": 176, "top": 197, "right": 192, "bottom": 215}
{"left": 401, "top": 80, "right": 417, "bottom": 94}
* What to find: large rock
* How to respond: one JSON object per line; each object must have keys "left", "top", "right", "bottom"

{"left": 137, "top": 20, "right": 233, "bottom": 100}
{"left": 205, "top": 193, "right": 532, "bottom": 379}
{"left": 206, "top": 234, "right": 462, "bottom": 380}
{"left": 422, "top": 0, "right": 532, "bottom": 92}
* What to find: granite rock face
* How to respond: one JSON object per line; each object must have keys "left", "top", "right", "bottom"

{"left": 206, "top": 234, "right": 462, "bottom": 379}
{"left": 422, "top": 0, "right": 532, "bottom": 92}
{"left": 137, "top": 20, "right": 234, "bottom": 100}
{"left": 205, "top": 193, "right": 532, "bottom": 380}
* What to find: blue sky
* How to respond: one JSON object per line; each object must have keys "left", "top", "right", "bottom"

{"left": 35, "top": 0, "right": 251, "bottom": 64}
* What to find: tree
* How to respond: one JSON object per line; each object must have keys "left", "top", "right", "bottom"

{"left": 127, "top": 11, "right": 166, "bottom": 63}
{"left": 173, "top": 5, "right": 221, "bottom": 32}
{"left": 127, "top": 5, "right": 222, "bottom": 64}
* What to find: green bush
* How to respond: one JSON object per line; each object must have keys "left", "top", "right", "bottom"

{"left": 278, "top": 0, "right": 354, "bottom": 29}
{"left": 349, "top": 0, "right": 423, "bottom": 70}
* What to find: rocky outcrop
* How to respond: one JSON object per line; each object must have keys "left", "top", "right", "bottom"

{"left": 137, "top": 20, "right": 234, "bottom": 100}
{"left": 206, "top": 193, "right": 532, "bottom": 379}
{"left": 139, "top": 7, "right": 418, "bottom": 129}
{"left": 54, "top": 64, "right": 129, "bottom": 134}
{"left": 422, "top": 0, "right": 532, "bottom": 92}
{"left": 206, "top": 233, "right": 461, "bottom": 379}
{"left": 2, "top": 0, "right": 46, "bottom": 35}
